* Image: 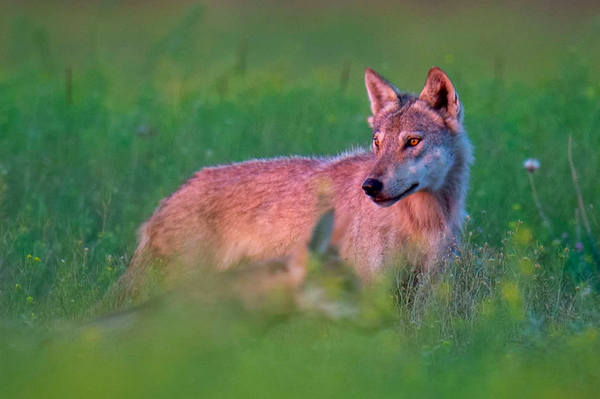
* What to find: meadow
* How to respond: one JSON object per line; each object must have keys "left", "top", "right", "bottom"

{"left": 1, "top": 1, "right": 600, "bottom": 398}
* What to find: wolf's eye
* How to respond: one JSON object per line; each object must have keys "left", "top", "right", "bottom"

{"left": 408, "top": 138, "right": 421, "bottom": 147}
{"left": 373, "top": 138, "right": 380, "bottom": 149}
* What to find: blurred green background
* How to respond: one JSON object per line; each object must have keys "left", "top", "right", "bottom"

{"left": 1, "top": 1, "right": 600, "bottom": 398}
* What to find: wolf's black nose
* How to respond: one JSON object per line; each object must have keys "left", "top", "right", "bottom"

{"left": 362, "top": 178, "right": 383, "bottom": 198}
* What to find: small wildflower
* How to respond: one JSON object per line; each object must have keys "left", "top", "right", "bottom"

{"left": 136, "top": 124, "right": 156, "bottom": 138}
{"left": 26, "top": 296, "right": 33, "bottom": 303}
{"left": 34, "top": 257, "right": 40, "bottom": 262}
{"left": 27, "top": 254, "right": 32, "bottom": 259}
{"left": 523, "top": 158, "right": 540, "bottom": 173}
{"left": 61, "top": 259, "right": 66, "bottom": 263}
{"left": 534, "top": 263, "right": 541, "bottom": 269}
{"left": 15, "top": 284, "right": 22, "bottom": 290}
{"left": 84, "top": 247, "right": 89, "bottom": 252}
{"left": 575, "top": 242, "right": 584, "bottom": 252}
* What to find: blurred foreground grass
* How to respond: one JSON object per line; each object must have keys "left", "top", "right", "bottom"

{"left": 1, "top": 1, "right": 600, "bottom": 398}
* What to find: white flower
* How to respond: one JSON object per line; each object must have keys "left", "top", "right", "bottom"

{"left": 523, "top": 158, "right": 540, "bottom": 173}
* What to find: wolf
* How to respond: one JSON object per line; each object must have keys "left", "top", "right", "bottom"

{"left": 121, "top": 67, "right": 473, "bottom": 294}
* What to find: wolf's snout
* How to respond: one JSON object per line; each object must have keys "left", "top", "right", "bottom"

{"left": 362, "top": 178, "right": 383, "bottom": 198}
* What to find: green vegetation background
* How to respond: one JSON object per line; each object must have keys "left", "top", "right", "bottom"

{"left": 1, "top": 1, "right": 600, "bottom": 398}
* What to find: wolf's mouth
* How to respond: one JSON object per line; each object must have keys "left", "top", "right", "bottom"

{"left": 373, "top": 183, "right": 419, "bottom": 206}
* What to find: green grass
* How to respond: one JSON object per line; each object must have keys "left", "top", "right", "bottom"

{"left": 1, "top": 1, "right": 600, "bottom": 398}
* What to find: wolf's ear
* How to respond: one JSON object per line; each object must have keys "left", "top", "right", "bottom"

{"left": 365, "top": 68, "right": 401, "bottom": 118}
{"left": 419, "top": 67, "right": 461, "bottom": 121}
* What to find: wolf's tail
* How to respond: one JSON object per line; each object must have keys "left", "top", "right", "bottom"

{"left": 95, "top": 222, "right": 153, "bottom": 313}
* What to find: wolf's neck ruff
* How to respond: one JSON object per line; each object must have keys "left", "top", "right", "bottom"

{"left": 122, "top": 67, "right": 472, "bottom": 296}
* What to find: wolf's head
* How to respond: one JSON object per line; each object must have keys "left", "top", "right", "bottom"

{"left": 362, "top": 67, "right": 465, "bottom": 207}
